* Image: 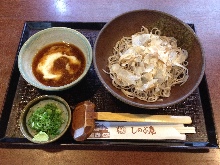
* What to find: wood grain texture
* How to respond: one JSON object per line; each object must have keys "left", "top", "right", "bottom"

{"left": 96, "top": 113, "right": 192, "bottom": 124}
{"left": 0, "top": 0, "right": 220, "bottom": 164}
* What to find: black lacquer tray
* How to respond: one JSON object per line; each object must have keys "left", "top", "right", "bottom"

{"left": 0, "top": 22, "right": 218, "bottom": 151}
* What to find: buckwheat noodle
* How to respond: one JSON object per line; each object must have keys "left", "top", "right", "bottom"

{"left": 106, "top": 26, "right": 189, "bottom": 102}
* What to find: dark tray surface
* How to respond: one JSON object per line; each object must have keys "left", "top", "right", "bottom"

{"left": 0, "top": 21, "right": 218, "bottom": 150}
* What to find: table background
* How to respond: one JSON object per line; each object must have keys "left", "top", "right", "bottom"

{"left": 0, "top": 0, "right": 220, "bottom": 164}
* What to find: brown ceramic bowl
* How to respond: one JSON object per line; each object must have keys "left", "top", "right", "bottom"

{"left": 93, "top": 10, "right": 205, "bottom": 109}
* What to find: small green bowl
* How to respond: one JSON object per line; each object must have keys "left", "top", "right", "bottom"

{"left": 20, "top": 95, "right": 71, "bottom": 144}
{"left": 18, "top": 27, "right": 92, "bottom": 91}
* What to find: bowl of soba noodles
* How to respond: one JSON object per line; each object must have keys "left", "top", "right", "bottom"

{"left": 93, "top": 9, "right": 205, "bottom": 109}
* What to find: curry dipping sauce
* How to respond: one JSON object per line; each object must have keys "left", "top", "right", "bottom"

{"left": 32, "top": 42, "right": 86, "bottom": 87}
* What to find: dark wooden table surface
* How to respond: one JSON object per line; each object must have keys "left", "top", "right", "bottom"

{"left": 0, "top": 0, "right": 220, "bottom": 164}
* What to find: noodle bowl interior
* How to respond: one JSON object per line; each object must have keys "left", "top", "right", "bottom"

{"left": 106, "top": 27, "right": 189, "bottom": 102}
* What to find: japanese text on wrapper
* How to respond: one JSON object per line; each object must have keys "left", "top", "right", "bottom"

{"left": 117, "top": 126, "right": 156, "bottom": 135}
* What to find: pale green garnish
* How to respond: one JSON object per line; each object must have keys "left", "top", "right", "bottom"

{"left": 33, "top": 131, "right": 49, "bottom": 142}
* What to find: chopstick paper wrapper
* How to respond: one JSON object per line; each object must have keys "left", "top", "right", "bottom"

{"left": 88, "top": 122, "right": 195, "bottom": 140}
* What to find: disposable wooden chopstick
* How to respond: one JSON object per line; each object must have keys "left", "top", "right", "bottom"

{"left": 93, "top": 122, "right": 196, "bottom": 134}
{"left": 174, "top": 127, "right": 196, "bottom": 133}
{"left": 88, "top": 121, "right": 196, "bottom": 140}
{"left": 96, "top": 112, "right": 192, "bottom": 124}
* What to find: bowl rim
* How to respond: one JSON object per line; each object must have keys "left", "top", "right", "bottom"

{"left": 18, "top": 27, "right": 93, "bottom": 91}
{"left": 93, "top": 9, "right": 205, "bottom": 109}
{"left": 19, "top": 95, "right": 72, "bottom": 144}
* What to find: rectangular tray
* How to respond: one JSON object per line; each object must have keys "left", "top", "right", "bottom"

{"left": 0, "top": 21, "right": 218, "bottom": 151}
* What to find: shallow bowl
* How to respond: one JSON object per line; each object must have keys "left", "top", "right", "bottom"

{"left": 20, "top": 95, "right": 71, "bottom": 144}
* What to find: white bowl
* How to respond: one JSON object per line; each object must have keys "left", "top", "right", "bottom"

{"left": 18, "top": 27, "right": 92, "bottom": 91}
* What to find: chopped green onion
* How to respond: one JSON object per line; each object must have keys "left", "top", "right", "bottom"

{"left": 28, "top": 103, "right": 64, "bottom": 136}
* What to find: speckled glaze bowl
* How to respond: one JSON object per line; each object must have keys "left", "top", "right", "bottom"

{"left": 18, "top": 27, "right": 92, "bottom": 91}
{"left": 20, "top": 95, "right": 71, "bottom": 144}
{"left": 93, "top": 10, "right": 205, "bottom": 109}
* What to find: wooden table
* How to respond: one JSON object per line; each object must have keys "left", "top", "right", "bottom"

{"left": 0, "top": 0, "right": 219, "bottom": 164}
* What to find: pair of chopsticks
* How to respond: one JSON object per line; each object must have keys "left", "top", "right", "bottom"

{"left": 88, "top": 121, "right": 195, "bottom": 140}
{"left": 88, "top": 113, "right": 195, "bottom": 140}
